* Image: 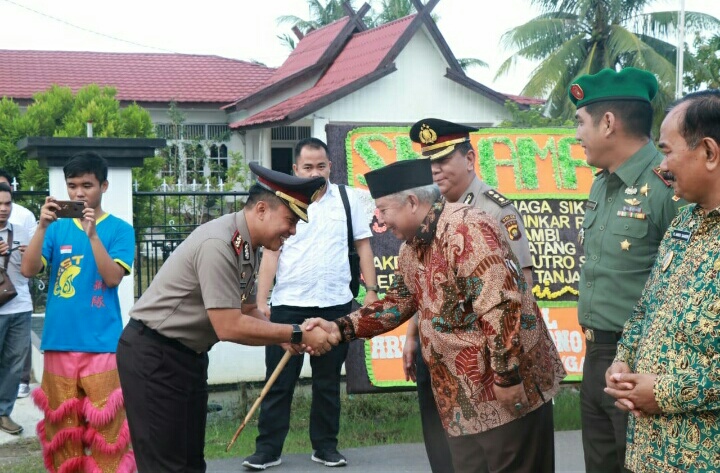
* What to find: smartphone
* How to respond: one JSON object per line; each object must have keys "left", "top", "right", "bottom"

{"left": 54, "top": 200, "right": 85, "bottom": 218}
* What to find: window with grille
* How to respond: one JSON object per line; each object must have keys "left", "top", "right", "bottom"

{"left": 161, "top": 145, "right": 179, "bottom": 176}
{"left": 271, "top": 126, "right": 311, "bottom": 140}
{"left": 185, "top": 143, "right": 205, "bottom": 183}
{"left": 155, "top": 122, "right": 233, "bottom": 183}
{"left": 210, "top": 144, "right": 229, "bottom": 180}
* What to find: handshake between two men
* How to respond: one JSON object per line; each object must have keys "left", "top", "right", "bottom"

{"left": 287, "top": 318, "right": 343, "bottom": 356}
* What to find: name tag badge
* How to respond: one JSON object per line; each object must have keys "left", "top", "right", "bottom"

{"left": 586, "top": 200, "right": 597, "bottom": 211}
{"left": 671, "top": 229, "right": 692, "bottom": 241}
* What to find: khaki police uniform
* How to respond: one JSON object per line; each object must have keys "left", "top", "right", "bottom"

{"left": 129, "top": 212, "right": 258, "bottom": 352}
{"left": 459, "top": 176, "right": 532, "bottom": 269}
{"left": 117, "top": 212, "right": 257, "bottom": 472}
{"left": 117, "top": 162, "right": 326, "bottom": 473}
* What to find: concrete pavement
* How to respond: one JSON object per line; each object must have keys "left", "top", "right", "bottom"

{"left": 207, "top": 430, "right": 585, "bottom": 472}
{"left": 1, "top": 386, "right": 585, "bottom": 472}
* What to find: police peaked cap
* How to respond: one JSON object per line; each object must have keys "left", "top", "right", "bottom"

{"left": 249, "top": 162, "right": 326, "bottom": 222}
{"left": 569, "top": 67, "right": 658, "bottom": 109}
{"left": 365, "top": 159, "right": 433, "bottom": 199}
{"left": 409, "top": 118, "right": 479, "bottom": 160}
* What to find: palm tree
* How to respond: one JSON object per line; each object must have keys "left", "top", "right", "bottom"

{"left": 277, "top": 0, "right": 358, "bottom": 49}
{"left": 277, "top": 0, "right": 487, "bottom": 71}
{"left": 496, "top": 0, "right": 720, "bottom": 120}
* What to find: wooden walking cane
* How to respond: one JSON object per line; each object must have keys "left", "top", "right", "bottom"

{"left": 226, "top": 350, "right": 293, "bottom": 452}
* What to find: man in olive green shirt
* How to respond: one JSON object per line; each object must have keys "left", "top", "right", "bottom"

{"left": 571, "top": 67, "right": 686, "bottom": 473}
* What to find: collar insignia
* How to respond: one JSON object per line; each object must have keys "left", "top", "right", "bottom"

{"left": 463, "top": 193, "right": 474, "bottom": 205}
{"left": 242, "top": 241, "right": 250, "bottom": 262}
{"left": 231, "top": 231, "right": 243, "bottom": 256}
{"left": 653, "top": 167, "right": 673, "bottom": 187}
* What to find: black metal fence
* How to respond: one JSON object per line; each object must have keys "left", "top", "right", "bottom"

{"left": 133, "top": 191, "right": 249, "bottom": 299}
{"left": 13, "top": 190, "right": 249, "bottom": 304}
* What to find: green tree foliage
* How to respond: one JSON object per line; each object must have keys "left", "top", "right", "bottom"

{"left": 498, "top": 100, "right": 574, "bottom": 128}
{"left": 684, "top": 33, "right": 720, "bottom": 91}
{"left": 497, "top": 0, "right": 720, "bottom": 120}
{"left": 278, "top": 0, "right": 356, "bottom": 47}
{"left": 0, "top": 84, "right": 158, "bottom": 191}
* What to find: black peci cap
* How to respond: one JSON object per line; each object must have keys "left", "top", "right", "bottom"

{"left": 364, "top": 159, "right": 433, "bottom": 199}
{"left": 249, "top": 162, "right": 326, "bottom": 222}
{"left": 409, "top": 118, "right": 478, "bottom": 160}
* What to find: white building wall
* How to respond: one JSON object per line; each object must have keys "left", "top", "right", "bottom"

{"left": 244, "top": 73, "right": 322, "bottom": 117}
{"left": 313, "top": 27, "right": 510, "bottom": 125}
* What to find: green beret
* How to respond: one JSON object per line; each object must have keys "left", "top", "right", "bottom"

{"left": 569, "top": 67, "right": 658, "bottom": 109}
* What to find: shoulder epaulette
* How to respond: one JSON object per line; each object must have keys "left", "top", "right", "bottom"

{"left": 653, "top": 166, "right": 672, "bottom": 187}
{"left": 484, "top": 189, "right": 511, "bottom": 207}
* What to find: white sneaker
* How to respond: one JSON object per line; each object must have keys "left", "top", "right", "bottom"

{"left": 17, "top": 384, "right": 30, "bottom": 399}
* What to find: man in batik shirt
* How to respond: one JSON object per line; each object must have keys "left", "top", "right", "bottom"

{"left": 308, "top": 158, "right": 566, "bottom": 473}
{"left": 605, "top": 89, "right": 720, "bottom": 472}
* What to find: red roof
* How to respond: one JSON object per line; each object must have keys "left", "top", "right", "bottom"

{"left": 231, "top": 15, "right": 414, "bottom": 129}
{"left": 224, "top": 18, "right": 351, "bottom": 110}
{"left": 0, "top": 50, "right": 275, "bottom": 104}
{"left": 266, "top": 18, "right": 350, "bottom": 87}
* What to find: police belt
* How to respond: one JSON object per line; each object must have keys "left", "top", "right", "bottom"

{"left": 582, "top": 327, "right": 623, "bottom": 344}
{"left": 128, "top": 318, "right": 203, "bottom": 357}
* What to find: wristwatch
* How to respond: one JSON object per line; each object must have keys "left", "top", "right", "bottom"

{"left": 290, "top": 324, "right": 303, "bottom": 344}
{"left": 365, "top": 285, "right": 379, "bottom": 292}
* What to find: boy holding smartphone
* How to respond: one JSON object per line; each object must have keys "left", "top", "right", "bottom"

{"left": 21, "top": 152, "right": 135, "bottom": 473}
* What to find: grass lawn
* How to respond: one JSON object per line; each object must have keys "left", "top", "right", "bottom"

{"left": 207, "top": 382, "right": 581, "bottom": 460}
{"left": 0, "top": 383, "right": 581, "bottom": 472}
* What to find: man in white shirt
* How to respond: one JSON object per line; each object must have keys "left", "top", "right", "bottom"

{"left": 0, "top": 170, "right": 37, "bottom": 400}
{"left": 243, "top": 138, "right": 379, "bottom": 470}
{"left": 0, "top": 183, "right": 33, "bottom": 434}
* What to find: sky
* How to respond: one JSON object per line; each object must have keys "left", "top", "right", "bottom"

{"left": 0, "top": 0, "right": 718, "bottom": 96}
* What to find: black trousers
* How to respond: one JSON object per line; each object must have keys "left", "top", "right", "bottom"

{"left": 117, "top": 321, "right": 209, "bottom": 473}
{"left": 415, "top": 343, "right": 457, "bottom": 473}
{"left": 447, "top": 401, "right": 555, "bottom": 473}
{"left": 581, "top": 341, "right": 631, "bottom": 473}
{"left": 254, "top": 302, "right": 351, "bottom": 457}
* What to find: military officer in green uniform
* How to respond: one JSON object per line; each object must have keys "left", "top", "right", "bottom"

{"left": 571, "top": 67, "right": 686, "bottom": 473}
{"left": 401, "top": 118, "right": 533, "bottom": 473}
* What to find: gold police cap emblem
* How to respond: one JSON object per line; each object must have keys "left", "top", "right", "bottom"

{"left": 419, "top": 124, "right": 437, "bottom": 145}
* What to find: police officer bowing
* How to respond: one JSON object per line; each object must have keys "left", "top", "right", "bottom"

{"left": 117, "top": 164, "right": 338, "bottom": 473}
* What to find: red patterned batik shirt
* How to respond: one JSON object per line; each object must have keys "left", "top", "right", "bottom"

{"left": 336, "top": 200, "right": 565, "bottom": 436}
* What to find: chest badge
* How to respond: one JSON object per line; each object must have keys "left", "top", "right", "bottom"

{"left": 624, "top": 198, "right": 641, "bottom": 206}
{"left": 620, "top": 239, "right": 631, "bottom": 251}
{"left": 625, "top": 186, "right": 638, "bottom": 195}
{"left": 640, "top": 183, "right": 650, "bottom": 196}
{"left": 671, "top": 229, "right": 692, "bottom": 241}
{"left": 662, "top": 251, "right": 674, "bottom": 272}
